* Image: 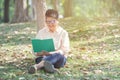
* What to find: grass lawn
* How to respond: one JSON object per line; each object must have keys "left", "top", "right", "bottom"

{"left": 0, "top": 17, "right": 120, "bottom": 80}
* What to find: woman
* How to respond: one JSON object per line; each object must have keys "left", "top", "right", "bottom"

{"left": 28, "top": 9, "right": 70, "bottom": 74}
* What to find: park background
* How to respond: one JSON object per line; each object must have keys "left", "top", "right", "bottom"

{"left": 0, "top": 0, "right": 120, "bottom": 80}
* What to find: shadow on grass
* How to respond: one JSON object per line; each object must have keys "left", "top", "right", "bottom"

{"left": 0, "top": 22, "right": 36, "bottom": 46}
{"left": 0, "top": 58, "right": 35, "bottom": 80}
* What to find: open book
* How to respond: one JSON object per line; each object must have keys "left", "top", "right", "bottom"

{"left": 31, "top": 38, "right": 55, "bottom": 52}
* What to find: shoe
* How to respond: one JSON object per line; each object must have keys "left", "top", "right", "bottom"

{"left": 44, "top": 61, "right": 57, "bottom": 73}
{"left": 28, "top": 66, "right": 37, "bottom": 74}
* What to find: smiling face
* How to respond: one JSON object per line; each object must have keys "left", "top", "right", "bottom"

{"left": 45, "top": 9, "right": 59, "bottom": 32}
{"left": 46, "top": 17, "right": 58, "bottom": 32}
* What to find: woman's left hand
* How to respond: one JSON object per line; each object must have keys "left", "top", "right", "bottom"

{"left": 42, "top": 50, "right": 51, "bottom": 56}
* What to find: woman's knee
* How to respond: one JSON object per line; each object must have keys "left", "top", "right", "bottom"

{"left": 35, "top": 56, "right": 43, "bottom": 64}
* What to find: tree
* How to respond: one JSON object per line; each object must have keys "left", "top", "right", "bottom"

{"left": 52, "top": 0, "right": 59, "bottom": 11}
{"left": 25, "top": 0, "right": 29, "bottom": 19}
{"left": 63, "top": 0, "right": 73, "bottom": 17}
{"left": 11, "top": 0, "right": 29, "bottom": 23}
{"left": 100, "top": 0, "right": 120, "bottom": 17}
{"left": 34, "top": 0, "right": 47, "bottom": 32}
{"left": 4, "top": 0, "right": 9, "bottom": 23}
{"left": 111, "top": 0, "right": 120, "bottom": 16}
{"left": 30, "top": 0, "right": 36, "bottom": 20}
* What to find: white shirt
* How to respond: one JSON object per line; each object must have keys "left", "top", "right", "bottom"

{"left": 36, "top": 26, "right": 70, "bottom": 57}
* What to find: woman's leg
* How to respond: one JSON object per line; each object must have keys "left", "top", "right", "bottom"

{"left": 35, "top": 60, "right": 45, "bottom": 69}
{"left": 28, "top": 60, "right": 45, "bottom": 74}
{"left": 54, "top": 55, "right": 66, "bottom": 68}
{"left": 35, "top": 56, "right": 43, "bottom": 64}
{"left": 43, "top": 53, "right": 66, "bottom": 68}
{"left": 31, "top": 53, "right": 66, "bottom": 73}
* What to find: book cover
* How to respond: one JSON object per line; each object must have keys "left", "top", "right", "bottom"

{"left": 31, "top": 38, "right": 55, "bottom": 52}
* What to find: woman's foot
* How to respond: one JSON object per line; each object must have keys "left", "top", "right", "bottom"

{"left": 44, "top": 61, "right": 57, "bottom": 73}
{"left": 28, "top": 66, "right": 37, "bottom": 74}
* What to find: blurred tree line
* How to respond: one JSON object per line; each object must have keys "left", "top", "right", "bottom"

{"left": 0, "top": 0, "right": 120, "bottom": 29}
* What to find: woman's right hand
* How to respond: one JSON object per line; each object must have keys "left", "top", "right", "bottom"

{"left": 36, "top": 51, "right": 51, "bottom": 56}
{"left": 36, "top": 52, "right": 44, "bottom": 56}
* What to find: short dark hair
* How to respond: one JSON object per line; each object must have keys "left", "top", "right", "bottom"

{"left": 45, "top": 9, "right": 59, "bottom": 19}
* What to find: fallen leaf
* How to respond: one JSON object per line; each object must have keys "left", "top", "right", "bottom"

{"left": 80, "top": 47, "right": 86, "bottom": 50}
{"left": 94, "top": 70, "right": 103, "bottom": 74}
{"left": 37, "top": 78, "right": 43, "bottom": 80}
{"left": 19, "top": 77, "right": 26, "bottom": 80}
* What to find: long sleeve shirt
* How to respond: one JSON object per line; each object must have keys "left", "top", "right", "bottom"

{"left": 36, "top": 26, "right": 70, "bottom": 58}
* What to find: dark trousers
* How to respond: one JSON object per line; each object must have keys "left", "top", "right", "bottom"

{"left": 35, "top": 53, "right": 66, "bottom": 68}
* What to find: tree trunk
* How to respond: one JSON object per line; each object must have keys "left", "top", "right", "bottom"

{"left": 31, "top": 0, "right": 36, "bottom": 20}
{"left": 52, "top": 0, "right": 59, "bottom": 11}
{"left": 111, "top": 0, "right": 120, "bottom": 15}
{"left": 4, "top": 0, "right": 9, "bottom": 23}
{"left": 24, "top": 0, "right": 29, "bottom": 18}
{"left": 34, "top": 0, "right": 47, "bottom": 32}
{"left": 63, "top": 0, "right": 73, "bottom": 17}
{"left": 11, "top": 0, "right": 29, "bottom": 23}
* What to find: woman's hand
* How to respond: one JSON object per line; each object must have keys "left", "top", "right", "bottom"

{"left": 36, "top": 51, "right": 51, "bottom": 56}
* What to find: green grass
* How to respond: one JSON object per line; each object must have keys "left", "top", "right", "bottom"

{"left": 0, "top": 17, "right": 120, "bottom": 80}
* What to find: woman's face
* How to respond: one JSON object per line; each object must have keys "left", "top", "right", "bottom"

{"left": 46, "top": 17, "right": 58, "bottom": 32}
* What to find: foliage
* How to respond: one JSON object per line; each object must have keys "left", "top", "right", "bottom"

{"left": 0, "top": 17, "right": 120, "bottom": 80}
{"left": 1, "top": 0, "right": 120, "bottom": 23}
{"left": 0, "top": 0, "right": 15, "bottom": 23}
{"left": 73, "top": 0, "right": 120, "bottom": 17}
{"left": 0, "top": 0, "right": 4, "bottom": 22}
